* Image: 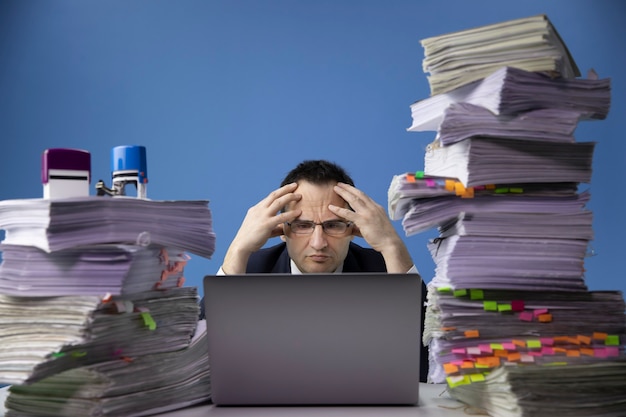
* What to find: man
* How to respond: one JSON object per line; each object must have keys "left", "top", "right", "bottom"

{"left": 203, "top": 160, "right": 428, "bottom": 381}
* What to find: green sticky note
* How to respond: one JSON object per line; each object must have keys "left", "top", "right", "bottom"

{"left": 437, "top": 286, "right": 452, "bottom": 293}
{"left": 415, "top": 171, "right": 425, "bottom": 179}
{"left": 453, "top": 289, "right": 467, "bottom": 297}
{"left": 497, "top": 303, "right": 512, "bottom": 312}
{"left": 527, "top": 340, "right": 542, "bottom": 348}
{"left": 494, "top": 187, "right": 509, "bottom": 194}
{"left": 141, "top": 312, "right": 157, "bottom": 331}
{"left": 483, "top": 301, "right": 498, "bottom": 311}
{"left": 470, "top": 373, "right": 486, "bottom": 382}
{"left": 509, "top": 187, "right": 523, "bottom": 193}
{"left": 605, "top": 335, "right": 620, "bottom": 346}
{"left": 470, "top": 289, "right": 484, "bottom": 300}
{"left": 490, "top": 343, "right": 503, "bottom": 350}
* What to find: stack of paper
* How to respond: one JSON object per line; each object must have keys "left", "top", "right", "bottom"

{"left": 390, "top": 13, "right": 626, "bottom": 416}
{"left": 0, "top": 244, "right": 190, "bottom": 296}
{"left": 0, "top": 197, "right": 216, "bottom": 258}
{"left": 420, "top": 14, "right": 580, "bottom": 95}
{"left": 408, "top": 65, "right": 610, "bottom": 132}
{"left": 0, "top": 196, "right": 216, "bottom": 415}
{"left": 448, "top": 360, "right": 626, "bottom": 417}
{"left": 3, "top": 321, "right": 210, "bottom": 417}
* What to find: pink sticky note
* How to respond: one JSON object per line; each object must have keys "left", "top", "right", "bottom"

{"left": 519, "top": 311, "right": 534, "bottom": 322}
{"left": 540, "top": 338, "right": 554, "bottom": 346}
{"left": 479, "top": 344, "right": 493, "bottom": 353}
{"left": 541, "top": 347, "right": 554, "bottom": 355}
{"left": 424, "top": 178, "right": 435, "bottom": 187}
{"left": 452, "top": 348, "right": 466, "bottom": 355}
{"left": 533, "top": 308, "right": 548, "bottom": 317}
{"left": 502, "top": 342, "right": 516, "bottom": 350}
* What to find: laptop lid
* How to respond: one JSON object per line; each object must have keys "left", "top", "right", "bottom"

{"left": 203, "top": 273, "right": 422, "bottom": 406}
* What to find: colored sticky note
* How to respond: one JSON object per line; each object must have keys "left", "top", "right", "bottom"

{"left": 467, "top": 347, "right": 481, "bottom": 355}
{"left": 443, "top": 363, "right": 459, "bottom": 374}
{"left": 566, "top": 350, "right": 581, "bottom": 357}
{"left": 415, "top": 171, "right": 425, "bottom": 179}
{"left": 406, "top": 174, "right": 416, "bottom": 183}
{"left": 437, "top": 286, "right": 452, "bottom": 293}
{"left": 470, "top": 373, "right": 485, "bottom": 382}
{"left": 593, "top": 332, "right": 608, "bottom": 340}
{"left": 140, "top": 312, "right": 157, "bottom": 330}
{"left": 527, "top": 340, "right": 542, "bottom": 348}
{"left": 453, "top": 289, "right": 468, "bottom": 297}
{"left": 483, "top": 301, "right": 498, "bottom": 311}
{"left": 540, "top": 338, "right": 554, "bottom": 346}
{"left": 518, "top": 311, "right": 533, "bottom": 322}
{"left": 479, "top": 344, "right": 493, "bottom": 353}
{"left": 511, "top": 300, "right": 525, "bottom": 312}
{"left": 444, "top": 179, "right": 456, "bottom": 192}
{"left": 507, "top": 352, "right": 522, "bottom": 362}
{"left": 497, "top": 303, "right": 512, "bottom": 312}
{"left": 461, "top": 360, "right": 475, "bottom": 369}
{"left": 537, "top": 313, "right": 553, "bottom": 323}
{"left": 470, "top": 289, "right": 484, "bottom": 300}
{"left": 446, "top": 375, "right": 471, "bottom": 388}
{"left": 424, "top": 178, "right": 435, "bottom": 187}
{"left": 465, "top": 329, "right": 480, "bottom": 338}
{"left": 605, "top": 335, "right": 620, "bottom": 346}
{"left": 502, "top": 342, "right": 516, "bottom": 350}
{"left": 452, "top": 348, "right": 466, "bottom": 355}
{"left": 533, "top": 308, "right": 548, "bottom": 317}
{"left": 509, "top": 187, "right": 523, "bottom": 193}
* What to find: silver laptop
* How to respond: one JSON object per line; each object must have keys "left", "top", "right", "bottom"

{"left": 203, "top": 273, "right": 422, "bottom": 406}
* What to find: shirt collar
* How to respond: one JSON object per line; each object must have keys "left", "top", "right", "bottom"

{"left": 289, "top": 259, "right": 344, "bottom": 274}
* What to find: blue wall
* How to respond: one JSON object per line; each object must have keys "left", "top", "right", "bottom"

{"left": 1, "top": 0, "right": 624, "bottom": 296}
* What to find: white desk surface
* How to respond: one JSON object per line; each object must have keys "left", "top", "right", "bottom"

{"left": 1, "top": 383, "right": 469, "bottom": 417}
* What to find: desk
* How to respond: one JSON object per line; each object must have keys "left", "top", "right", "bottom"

{"left": 1, "top": 384, "right": 468, "bottom": 417}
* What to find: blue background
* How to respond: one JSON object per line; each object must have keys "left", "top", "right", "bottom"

{"left": 1, "top": 0, "right": 624, "bottom": 297}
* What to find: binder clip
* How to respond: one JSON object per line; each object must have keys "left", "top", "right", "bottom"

{"left": 42, "top": 148, "right": 91, "bottom": 199}
{"left": 96, "top": 145, "right": 148, "bottom": 199}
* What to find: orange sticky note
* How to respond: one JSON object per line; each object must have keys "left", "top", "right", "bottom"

{"left": 406, "top": 173, "right": 416, "bottom": 183}
{"left": 443, "top": 363, "right": 459, "bottom": 374}
{"left": 476, "top": 356, "right": 500, "bottom": 368}
{"left": 577, "top": 335, "right": 591, "bottom": 345}
{"left": 445, "top": 179, "right": 456, "bottom": 192}
{"left": 566, "top": 349, "right": 581, "bottom": 357}
{"left": 464, "top": 329, "right": 480, "bottom": 338}
{"left": 494, "top": 349, "right": 509, "bottom": 358}
{"left": 461, "top": 360, "right": 475, "bottom": 369}
{"left": 580, "top": 348, "right": 595, "bottom": 357}
{"left": 537, "top": 313, "right": 553, "bottom": 323}
{"left": 593, "top": 332, "right": 608, "bottom": 340}
{"left": 507, "top": 352, "right": 522, "bottom": 362}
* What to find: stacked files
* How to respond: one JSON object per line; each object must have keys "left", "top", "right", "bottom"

{"left": 0, "top": 195, "right": 216, "bottom": 416}
{"left": 420, "top": 14, "right": 580, "bottom": 95}
{"left": 3, "top": 321, "right": 210, "bottom": 417}
{"left": 390, "top": 13, "right": 626, "bottom": 417}
{"left": 449, "top": 360, "right": 626, "bottom": 417}
{"left": 0, "top": 197, "right": 216, "bottom": 258}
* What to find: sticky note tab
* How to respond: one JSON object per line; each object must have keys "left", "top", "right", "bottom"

{"left": 537, "top": 313, "right": 553, "bottom": 323}
{"left": 437, "top": 286, "right": 452, "bottom": 293}
{"left": 443, "top": 363, "right": 459, "bottom": 374}
{"left": 453, "top": 289, "right": 468, "bottom": 297}
{"left": 497, "top": 303, "right": 512, "bottom": 312}
{"left": 464, "top": 330, "right": 480, "bottom": 338}
{"left": 415, "top": 171, "right": 425, "bottom": 179}
{"left": 446, "top": 375, "right": 471, "bottom": 388}
{"left": 444, "top": 179, "right": 456, "bottom": 192}
{"left": 527, "top": 340, "right": 541, "bottom": 349}
{"left": 406, "top": 173, "right": 416, "bottom": 183}
{"left": 593, "top": 332, "right": 608, "bottom": 341}
{"left": 518, "top": 311, "right": 533, "bottom": 321}
{"left": 140, "top": 312, "right": 157, "bottom": 330}
{"left": 605, "top": 335, "right": 620, "bottom": 346}
{"left": 577, "top": 335, "right": 591, "bottom": 345}
{"left": 470, "top": 289, "right": 484, "bottom": 300}
{"left": 470, "top": 373, "right": 485, "bottom": 382}
{"left": 511, "top": 300, "right": 525, "bottom": 311}
{"left": 483, "top": 301, "right": 498, "bottom": 311}
{"left": 424, "top": 178, "right": 435, "bottom": 187}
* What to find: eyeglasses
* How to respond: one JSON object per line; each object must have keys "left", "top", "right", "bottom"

{"left": 286, "top": 220, "right": 353, "bottom": 236}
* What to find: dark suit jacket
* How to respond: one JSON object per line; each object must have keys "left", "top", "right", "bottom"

{"left": 200, "top": 241, "right": 429, "bottom": 382}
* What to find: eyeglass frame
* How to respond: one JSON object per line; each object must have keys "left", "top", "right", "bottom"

{"left": 285, "top": 219, "right": 354, "bottom": 236}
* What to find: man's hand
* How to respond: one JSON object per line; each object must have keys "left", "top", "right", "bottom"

{"left": 222, "top": 183, "right": 302, "bottom": 274}
{"left": 329, "top": 182, "right": 414, "bottom": 273}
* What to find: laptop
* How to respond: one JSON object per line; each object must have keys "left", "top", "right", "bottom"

{"left": 203, "top": 273, "right": 422, "bottom": 406}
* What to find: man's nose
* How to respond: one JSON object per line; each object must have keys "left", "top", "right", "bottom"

{"left": 309, "top": 224, "right": 328, "bottom": 250}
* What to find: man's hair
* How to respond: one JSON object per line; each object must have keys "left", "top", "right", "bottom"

{"left": 280, "top": 160, "right": 355, "bottom": 187}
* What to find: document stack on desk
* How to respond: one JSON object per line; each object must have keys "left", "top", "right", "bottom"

{"left": 0, "top": 196, "right": 216, "bottom": 416}
{"left": 390, "top": 14, "right": 626, "bottom": 417}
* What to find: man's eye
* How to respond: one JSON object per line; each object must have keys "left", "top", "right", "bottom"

{"left": 293, "top": 222, "right": 312, "bottom": 230}
{"left": 325, "top": 221, "right": 343, "bottom": 230}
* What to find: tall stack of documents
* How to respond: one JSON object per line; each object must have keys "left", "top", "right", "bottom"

{"left": 389, "top": 14, "right": 626, "bottom": 417}
{"left": 0, "top": 196, "right": 216, "bottom": 416}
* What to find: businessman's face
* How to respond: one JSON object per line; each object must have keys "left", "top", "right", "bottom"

{"left": 281, "top": 181, "right": 353, "bottom": 273}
